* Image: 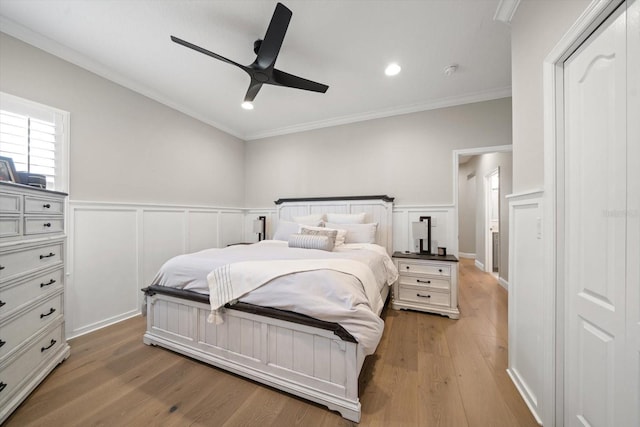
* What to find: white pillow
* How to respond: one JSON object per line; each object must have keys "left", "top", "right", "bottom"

{"left": 272, "top": 220, "right": 300, "bottom": 241}
{"left": 325, "top": 222, "right": 378, "bottom": 244}
{"left": 300, "top": 225, "right": 347, "bottom": 246}
{"left": 292, "top": 213, "right": 325, "bottom": 226}
{"left": 326, "top": 212, "right": 367, "bottom": 224}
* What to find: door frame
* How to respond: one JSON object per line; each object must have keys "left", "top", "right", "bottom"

{"left": 542, "top": 1, "right": 624, "bottom": 425}
{"left": 452, "top": 145, "right": 511, "bottom": 267}
{"left": 484, "top": 167, "right": 500, "bottom": 274}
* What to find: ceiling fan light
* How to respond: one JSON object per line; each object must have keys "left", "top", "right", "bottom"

{"left": 241, "top": 101, "right": 254, "bottom": 110}
{"left": 385, "top": 63, "right": 401, "bottom": 76}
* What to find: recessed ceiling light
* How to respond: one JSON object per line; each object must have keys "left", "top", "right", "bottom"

{"left": 385, "top": 63, "right": 401, "bottom": 76}
{"left": 241, "top": 101, "right": 254, "bottom": 110}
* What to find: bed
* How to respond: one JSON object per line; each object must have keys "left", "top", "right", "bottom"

{"left": 142, "top": 196, "right": 395, "bottom": 422}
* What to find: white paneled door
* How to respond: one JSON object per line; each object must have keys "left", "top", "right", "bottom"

{"left": 563, "top": 1, "right": 639, "bottom": 425}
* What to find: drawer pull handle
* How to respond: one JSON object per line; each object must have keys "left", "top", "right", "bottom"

{"left": 0, "top": 382, "right": 6, "bottom": 393}
{"left": 40, "top": 252, "right": 55, "bottom": 259}
{"left": 43, "top": 203, "right": 51, "bottom": 208}
{"left": 41, "top": 279, "right": 56, "bottom": 287}
{"left": 416, "top": 279, "right": 431, "bottom": 284}
{"left": 0, "top": 300, "right": 5, "bottom": 308}
{"left": 0, "top": 265, "right": 4, "bottom": 270}
{"left": 43, "top": 222, "right": 52, "bottom": 227}
{"left": 41, "top": 339, "right": 57, "bottom": 352}
{"left": 416, "top": 293, "right": 431, "bottom": 299}
{"left": 405, "top": 266, "right": 410, "bottom": 270}
{"left": 438, "top": 269, "right": 443, "bottom": 273}
{"left": 0, "top": 339, "right": 5, "bottom": 348}
{"left": 40, "top": 308, "right": 56, "bottom": 318}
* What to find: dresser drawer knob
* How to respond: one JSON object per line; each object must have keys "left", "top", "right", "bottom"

{"left": 0, "top": 300, "right": 5, "bottom": 308}
{"left": 40, "top": 252, "right": 55, "bottom": 259}
{"left": 0, "top": 265, "right": 4, "bottom": 270}
{"left": 43, "top": 203, "right": 51, "bottom": 208}
{"left": 0, "top": 339, "right": 5, "bottom": 348}
{"left": 40, "top": 308, "right": 56, "bottom": 318}
{"left": 0, "top": 382, "right": 6, "bottom": 393}
{"left": 417, "top": 279, "right": 431, "bottom": 284}
{"left": 416, "top": 293, "right": 431, "bottom": 298}
{"left": 43, "top": 222, "right": 52, "bottom": 228}
{"left": 439, "top": 269, "right": 443, "bottom": 273}
{"left": 41, "top": 279, "right": 56, "bottom": 288}
{"left": 41, "top": 339, "right": 57, "bottom": 352}
{"left": 405, "top": 266, "right": 410, "bottom": 270}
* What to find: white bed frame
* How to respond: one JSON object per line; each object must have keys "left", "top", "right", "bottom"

{"left": 143, "top": 196, "right": 394, "bottom": 422}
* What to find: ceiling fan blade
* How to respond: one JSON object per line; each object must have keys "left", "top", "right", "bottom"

{"left": 255, "top": 2, "right": 292, "bottom": 69}
{"left": 171, "top": 35, "right": 248, "bottom": 72}
{"left": 272, "top": 69, "right": 329, "bottom": 93}
{"left": 244, "top": 79, "right": 264, "bottom": 103}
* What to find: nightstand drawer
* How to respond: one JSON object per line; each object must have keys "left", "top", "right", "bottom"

{"left": 398, "top": 261, "right": 450, "bottom": 277}
{"left": 398, "top": 285, "right": 450, "bottom": 307}
{"left": 398, "top": 275, "right": 450, "bottom": 290}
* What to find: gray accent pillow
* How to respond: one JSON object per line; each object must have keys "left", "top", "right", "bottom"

{"left": 288, "top": 233, "right": 335, "bottom": 251}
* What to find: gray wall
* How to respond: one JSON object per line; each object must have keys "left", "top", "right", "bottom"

{"left": 245, "top": 98, "right": 512, "bottom": 207}
{"left": 511, "top": 0, "right": 591, "bottom": 193}
{"left": 458, "top": 161, "right": 477, "bottom": 254}
{"left": 0, "top": 33, "right": 245, "bottom": 206}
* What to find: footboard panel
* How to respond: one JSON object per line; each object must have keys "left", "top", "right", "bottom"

{"left": 143, "top": 293, "right": 362, "bottom": 422}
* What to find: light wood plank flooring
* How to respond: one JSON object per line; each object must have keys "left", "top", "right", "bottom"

{"left": 5, "top": 259, "right": 538, "bottom": 426}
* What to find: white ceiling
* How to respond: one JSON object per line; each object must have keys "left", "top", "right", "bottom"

{"left": 0, "top": 0, "right": 512, "bottom": 140}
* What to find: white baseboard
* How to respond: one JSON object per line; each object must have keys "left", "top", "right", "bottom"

{"left": 459, "top": 252, "right": 476, "bottom": 259}
{"left": 499, "top": 276, "right": 509, "bottom": 291}
{"left": 475, "top": 259, "right": 485, "bottom": 271}
{"left": 507, "top": 368, "right": 543, "bottom": 425}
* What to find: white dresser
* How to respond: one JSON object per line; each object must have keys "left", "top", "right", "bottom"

{"left": 0, "top": 181, "right": 70, "bottom": 423}
{"left": 391, "top": 252, "right": 460, "bottom": 319}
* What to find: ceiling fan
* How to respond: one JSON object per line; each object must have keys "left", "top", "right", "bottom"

{"left": 170, "top": 2, "right": 329, "bottom": 105}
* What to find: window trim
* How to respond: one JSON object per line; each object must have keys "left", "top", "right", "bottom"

{"left": 0, "top": 91, "right": 70, "bottom": 192}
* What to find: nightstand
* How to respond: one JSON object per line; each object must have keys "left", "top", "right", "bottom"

{"left": 391, "top": 252, "right": 460, "bottom": 319}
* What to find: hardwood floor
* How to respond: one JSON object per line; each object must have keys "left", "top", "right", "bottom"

{"left": 5, "top": 259, "right": 538, "bottom": 426}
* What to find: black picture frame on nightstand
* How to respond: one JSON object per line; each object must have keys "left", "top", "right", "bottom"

{"left": 418, "top": 215, "right": 431, "bottom": 254}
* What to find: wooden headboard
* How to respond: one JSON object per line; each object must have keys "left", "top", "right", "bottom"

{"left": 275, "top": 195, "right": 394, "bottom": 254}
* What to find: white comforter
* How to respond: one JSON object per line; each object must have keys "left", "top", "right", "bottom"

{"left": 150, "top": 240, "right": 398, "bottom": 355}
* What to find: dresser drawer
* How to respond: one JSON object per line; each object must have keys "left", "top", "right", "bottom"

{"left": 24, "top": 217, "right": 64, "bottom": 235}
{"left": 398, "top": 285, "right": 450, "bottom": 307}
{"left": 24, "top": 196, "right": 64, "bottom": 215}
{"left": 0, "top": 242, "right": 63, "bottom": 282}
{"left": 0, "top": 324, "right": 63, "bottom": 406}
{"left": 398, "top": 274, "right": 450, "bottom": 291}
{"left": 0, "top": 217, "right": 20, "bottom": 239}
{"left": 0, "top": 293, "right": 62, "bottom": 360}
{"left": 0, "top": 193, "right": 21, "bottom": 214}
{"left": 0, "top": 268, "right": 64, "bottom": 319}
{"left": 398, "top": 261, "right": 451, "bottom": 277}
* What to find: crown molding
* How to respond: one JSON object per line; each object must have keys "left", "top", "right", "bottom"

{"left": 493, "top": 0, "right": 521, "bottom": 24}
{"left": 1, "top": 16, "right": 511, "bottom": 143}
{"left": 245, "top": 87, "right": 512, "bottom": 141}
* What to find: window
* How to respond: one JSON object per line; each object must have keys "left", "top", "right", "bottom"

{"left": 0, "top": 92, "right": 69, "bottom": 192}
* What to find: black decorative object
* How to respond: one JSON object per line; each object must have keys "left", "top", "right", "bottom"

{"left": 171, "top": 2, "right": 329, "bottom": 104}
{"left": 253, "top": 216, "right": 266, "bottom": 241}
{"left": 412, "top": 216, "right": 432, "bottom": 254}
{"left": 438, "top": 247, "right": 447, "bottom": 256}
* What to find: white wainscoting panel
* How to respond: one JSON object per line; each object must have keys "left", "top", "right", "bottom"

{"left": 142, "top": 210, "right": 187, "bottom": 289}
{"left": 507, "top": 192, "right": 544, "bottom": 424}
{"left": 68, "top": 206, "right": 139, "bottom": 338}
{"left": 67, "top": 201, "right": 244, "bottom": 339}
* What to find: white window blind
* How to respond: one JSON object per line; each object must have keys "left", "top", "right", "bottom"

{"left": 0, "top": 93, "right": 68, "bottom": 191}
